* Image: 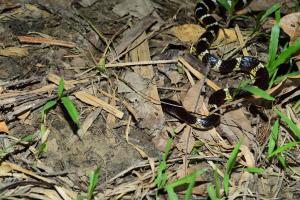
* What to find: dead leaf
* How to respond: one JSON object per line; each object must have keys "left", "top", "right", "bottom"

{"left": 0, "top": 0, "right": 21, "bottom": 13}
{"left": 113, "top": 0, "right": 154, "bottom": 19}
{"left": 152, "top": 131, "right": 170, "bottom": 152}
{"left": 168, "top": 70, "right": 183, "bottom": 84}
{"left": 0, "top": 47, "right": 28, "bottom": 57}
{"left": 240, "top": 145, "right": 255, "bottom": 168}
{"left": 280, "top": 12, "right": 300, "bottom": 42}
{"left": 0, "top": 162, "right": 55, "bottom": 183}
{"left": 0, "top": 121, "right": 9, "bottom": 134}
{"left": 75, "top": 91, "right": 124, "bottom": 119}
{"left": 170, "top": 24, "right": 238, "bottom": 45}
{"left": 176, "top": 126, "right": 195, "bottom": 153}
{"left": 182, "top": 81, "right": 207, "bottom": 115}
{"left": 248, "top": 0, "right": 282, "bottom": 12}
{"left": 78, "top": 108, "right": 101, "bottom": 137}
{"left": 219, "top": 110, "right": 256, "bottom": 148}
{"left": 77, "top": 0, "right": 98, "bottom": 7}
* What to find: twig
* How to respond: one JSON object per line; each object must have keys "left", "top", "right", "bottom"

{"left": 0, "top": 77, "right": 41, "bottom": 89}
{"left": 223, "top": 32, "right": 257, "bottom": 60}
{"left": 17, "top": 36, "right": 76, "bottom": 48}
{"left": 76, "top": 59, "right": 178, "bottom": 77}
{"left": 106, "top": 59, "right": 178, "bottom": 68}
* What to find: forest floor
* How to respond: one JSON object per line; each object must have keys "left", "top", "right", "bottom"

{"left": 0, "top": 0, "right": 300, "bottom": 199}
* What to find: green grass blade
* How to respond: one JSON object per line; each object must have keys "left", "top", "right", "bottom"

{"left": 36, "top": 142, "right": 48, "bottom": 157}
{"left": 241, "top": 85, "right": 275, "bottom": 101}
{"left": 278, "top": 154, "right": 287, "bottom": 168}
{"left": 184, "top": 172, "right": 197, "bottom": 200}
{"left": 223, "top": 173, "right": 229, "bottom": 196}
{"left": 270, "top": 39, "right": 300, "bottom": 75}
{"left": 208, "top": 185, "right": 219, "bottom": 200}
{"left": 258, "top": 3, "right": 281, "bottom": 25}
{"left": 165, "top": 169, "right": 207, "bottom": 188}
{"left": 97, "top": 57, "right": 106, "bottom": 73}
{"left": 245, "top": 167, "right": 264, "bottom": 173}
{"left": 61, "top": 96, "right": 80, "bottom": 127}
{"left": 155, "top": 137, "right": 173, "bottom": 188}
{"left": 58, "top": 76, "right": 64, "bottom": 99}
{"left": 163, "top": 137, "right": 173, "bottom": 160}
{"left": 276, "top": 109, "right": 300, "bottom": 138}
{"left": 87, "top": 167, "right": 101, "bottom": 200}
{"left": 76, "top": 194, "right": 84, "bottom": 200}
{"left": 217, "top": 0, "right": 230, "bottom": 11}
{"left": 164, "top": 169, "right": 206, "bottom": 200}
{"left": 213, "top": 169, "right": 221, "bottom": 198}
{"left": 267, "top": 9, "right": 280, "bottom": 71}
{"left": 165, "top": 187, "right": 178, "bottom": 200}
{"left": 268, "top": 119, "right": 279, "bottom": 157}
{"left": 253, "top": 3, "right": 280, "bottom": 34}
{"left": 224, "top": 140, "right": 242, "bottom": 195}
{"left": 41, "top": 100, "right": 57, "bottom": 121}
{"left": 268, "top": 141, "right": 299, "bottom": 158}
{"left": 273, "top": 72, "right": 300, "bottom": 85}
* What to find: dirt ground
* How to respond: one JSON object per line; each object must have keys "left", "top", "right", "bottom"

{"left": 0, "top": 0, "right": 300, "bottom": 199}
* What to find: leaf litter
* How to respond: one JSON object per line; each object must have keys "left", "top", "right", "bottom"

{"left": 0, "top": 0, "right": 299, "bottom": 199}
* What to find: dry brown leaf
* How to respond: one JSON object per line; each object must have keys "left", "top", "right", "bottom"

{"left": 54, "top": 186, "right": 73, "bottom": 200}
{"left": 240, "top": 145, "right": 255, "bottom": 168}
{"left": 75, "top": 91, "right": 124, "bottom": 119}
{"left": 30, "top": 188, "right": 63, "bottom": 200}
{"left": 170, "top": 24, "right": 238, "bottom": 44}
{"left": 176, "top": 126, "right": 195, "bottom": 153}
{"left": 280, "top": 12, "right": 300, "bottom": 42}
{"left": 248, "top": 0, "right": 282, "bottom": 12}
{"left": 220, "top": 110, "right": 255, "bottom": 148}
{"left": 0, "top": 162, "right": 55, "bottom": 183}
{"left": 47, "top": 73, "right": 75, "bottom": 90}
{"left": 152, "top": 131, "right": 170, "bottom": 152}
{"left": 0, "top": 0, "right": 21, "bottom": 12}
{"left": 0, "top": 162, "right": 12, "bottom": 176}
{"left": 0, "top": 47, "right": 28, "bottom": 57}
{"left": 176, "top": 164, "right": 210, "bottom": 195}
{"left": 78, "top": 108, "right": 101, "bottom": 137}
{"left": 0, "top": 121, "right": 9, "bottom": 134}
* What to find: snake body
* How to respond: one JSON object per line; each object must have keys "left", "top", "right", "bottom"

{"left": 161, "top": 0, "right": 269, "bottom": 129}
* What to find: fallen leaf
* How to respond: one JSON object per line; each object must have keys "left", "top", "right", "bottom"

{"left": 113, "top": 0, "right": 154, "bottom": 19}
{"left": 0, "top": 0, "right": 21, "bottom": 13}
{"left": 280, "top": 12, "right": 300, "bottom": 42}
{"left": 77, "top": 0, "right": 98, "bottom": 7}
{"left": 0, "top": 121, "right": 9, "bottom": 134}
{"left": 176, "top": 126, "right": 195, "bottom": 153}
{"left": 170, "top": 24, "right": 238, "bottom": 45}
{"left": 240, "top": 145, "right": 255, "bottom": 168}
{"left": 75, "top": 91, "right": 124, "bottom": 119}
{"left": 0, "top": 162, "right": 55, "bottom": 183}
{"left": 0, "top": 47, "right": 28, "bottom": 57}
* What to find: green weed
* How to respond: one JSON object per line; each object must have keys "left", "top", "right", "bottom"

{"left": 224, "top": 140, "right": 242, "bottom": 195}
{"left": 164, "top": 169, "right": 207, "bottom": 200}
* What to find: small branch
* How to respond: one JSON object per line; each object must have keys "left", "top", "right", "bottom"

{"left": 105, "top": 59, "right": 177, "bottom": 68}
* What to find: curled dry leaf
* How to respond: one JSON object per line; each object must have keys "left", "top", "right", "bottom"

{"left": 280, "top": 12, "right": 300, "bottom": 69}
{"left": 280, "top": 12, "right": 300, "bottom": 42}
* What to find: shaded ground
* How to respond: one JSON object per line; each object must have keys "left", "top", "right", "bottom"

{"left": 0, "top": 0, "right": 300, "bottom": 199}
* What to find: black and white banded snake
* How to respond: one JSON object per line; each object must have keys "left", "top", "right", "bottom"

{"left": 161, "top": 0, "right": 269, "bottom": 129}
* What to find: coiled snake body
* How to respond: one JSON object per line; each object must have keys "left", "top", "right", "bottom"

{"left": 161, "top": 0, "right": 269, "bottom": 129}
